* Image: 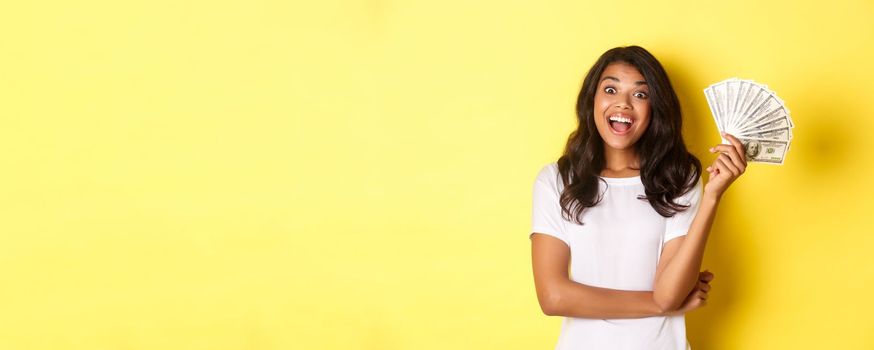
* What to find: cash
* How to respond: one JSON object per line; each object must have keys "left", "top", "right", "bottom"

{"left": 704, "top": 78, "right": 794, "bottom": 165}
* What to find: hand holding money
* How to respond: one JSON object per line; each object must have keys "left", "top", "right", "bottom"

{"left": 704, "top": 133, "right": 747, "bottom": 201}
{"left": 704, "top": 78, "right": 794, "bottom": 164}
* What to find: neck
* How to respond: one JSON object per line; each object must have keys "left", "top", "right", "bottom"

{"left": 602, "top": 147, "right": 640, "bottom": 176}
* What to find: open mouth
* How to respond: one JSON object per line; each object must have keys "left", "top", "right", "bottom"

{"left": 607, "top": 114, "right": 634, "bottom": 134}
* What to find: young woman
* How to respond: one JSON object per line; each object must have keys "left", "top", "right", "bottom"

{"left": 530, "top": 46, "right": 747, "bottom": 349}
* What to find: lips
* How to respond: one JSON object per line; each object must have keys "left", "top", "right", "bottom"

{"left": 607, "top": 114, "right": 634, "bottom": 135}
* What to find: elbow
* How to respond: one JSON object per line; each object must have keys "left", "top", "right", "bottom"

{"left": 537, "top": 289, "right": 564, "bottom": 316}
{"left": 653, "top": 290, "right": 682, "bottom": 313}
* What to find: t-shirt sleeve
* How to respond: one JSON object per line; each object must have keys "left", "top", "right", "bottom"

{"left": 663, "top": 177, "right": 703, "bottom": 243}
{"left": 530, "top": 167, "right": 569, "bottom": 245}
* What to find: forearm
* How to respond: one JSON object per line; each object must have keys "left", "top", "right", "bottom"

{"left": 546, "top": 279, "right": 664, "bottom": 319}
{"left": 653, "top": 195, "right": 720, "bottom": 310}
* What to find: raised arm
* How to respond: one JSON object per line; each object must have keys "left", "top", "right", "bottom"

{"left": 652, "top": 133, "right": 746, "bottom": 311}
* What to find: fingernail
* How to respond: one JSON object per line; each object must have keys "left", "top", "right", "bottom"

{"left": 709, "top": 147, "right": 715, "bottom": 152}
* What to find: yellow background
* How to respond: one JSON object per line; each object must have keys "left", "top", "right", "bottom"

{"left": 1, "top": 0, "right": 872, "bottom": 349}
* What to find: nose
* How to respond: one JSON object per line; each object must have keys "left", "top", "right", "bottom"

{"left": 614, "top": 94, "right": 632, "bottom": 110}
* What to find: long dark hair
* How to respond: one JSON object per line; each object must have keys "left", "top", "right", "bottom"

{"left": 557, "top": 45, "right": 701, "bottom": 224}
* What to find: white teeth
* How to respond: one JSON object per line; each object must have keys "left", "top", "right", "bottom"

{"left": 609, "top": 115, "right": 632, "bottom": 124}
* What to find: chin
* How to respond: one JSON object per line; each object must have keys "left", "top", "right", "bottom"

{"left": 603, "top": 140, "right": 636, "bottom": 151}
{"left": 598, "top": 132, "right": 641, "bottom": 151}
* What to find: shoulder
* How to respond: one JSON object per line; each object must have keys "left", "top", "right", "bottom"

{"left": 535, "top": 162, "right": 559, "bottom": 181}
{"left": 534, "top": 162, "right": 561, "bottom": 188}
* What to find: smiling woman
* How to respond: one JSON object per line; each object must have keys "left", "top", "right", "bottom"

{"left": 530, "top": 46, "right": 748, "bottom": 350}
{"left": 561, "top": 46, "right": 702, "bottom": 220}
{"left": 593, "top": 62, "right": 652, "bottom": 155}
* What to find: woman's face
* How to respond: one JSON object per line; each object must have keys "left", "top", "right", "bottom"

{"left": 593, "top": 62, "right": 651, "bottom": 152}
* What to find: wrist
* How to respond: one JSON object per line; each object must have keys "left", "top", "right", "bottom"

{"left": 702, "top": 191, "right": 722, "bottom": 205}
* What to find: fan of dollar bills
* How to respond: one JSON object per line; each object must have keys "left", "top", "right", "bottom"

{"left": 704, "top": 78, "right": 793, "bottom": 164}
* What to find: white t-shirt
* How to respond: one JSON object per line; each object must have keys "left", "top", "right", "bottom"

{"left": 530, "top": 162, "right": 702, "bottom": 350}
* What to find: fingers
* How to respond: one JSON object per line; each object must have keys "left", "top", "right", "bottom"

{"left": 705, "top": 165, "right": 718, "bottom": 177}
{"left": 697, "top": 270, "right": 714, "bottom": 303}
{"left": 710, "top": 144, "right": 746, "bottom": 174}
{"left": 722, "top": 133, "right": 747, "bottom": 163}
{"left": 699, "top": 270, "right": 715, "bottom": 282}
{"left": 698, "top": 270, "right": 714, "bottom": 302}
{"left": 713, "top": 156, "right": 734, "bottom": 178}
{"left": 718, "top": 154, "right": 740, "bottom": 176}
{"left": 696, "top": 281, "right": 710, "bottom": 303}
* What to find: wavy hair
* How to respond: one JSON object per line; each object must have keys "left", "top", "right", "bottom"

{"left": 557, "top": 46, "right": 701, "bottom": 225}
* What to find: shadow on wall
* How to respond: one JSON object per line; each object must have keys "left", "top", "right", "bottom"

{"left": 665, "top": 62, "right": 858, "bottom": 348}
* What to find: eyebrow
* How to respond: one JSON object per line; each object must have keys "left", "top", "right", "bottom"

{"left": 600, "top": 76, "right": 648, "bottom": 85}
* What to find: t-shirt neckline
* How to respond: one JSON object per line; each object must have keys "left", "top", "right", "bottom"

{"left": 597, "top": 175, "right": 641, "bottom": 185}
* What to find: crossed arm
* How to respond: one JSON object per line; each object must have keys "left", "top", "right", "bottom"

{"left": 530, "top": 232, "right": 707, "bottom": 318}
{"left": 531, "top": 135, "right": 747, "bottom": 318}
{"left": 530, "top": 190, "right": 721, "bottom": 319}
{"left": 530, "top": 197, "right": 717, "bottom": 319}
{"left": 531, "top": 232, "right": 668, "bottom": 318}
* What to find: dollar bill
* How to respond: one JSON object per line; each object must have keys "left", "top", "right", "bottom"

{"left": 738, "top": 137, "right": 790, "bottom": 164}
{"left": 738, "top": 126, "right": 793, "bottom": 142}
{"left": 704, "top": 78, "right": 795, "bottom": 165}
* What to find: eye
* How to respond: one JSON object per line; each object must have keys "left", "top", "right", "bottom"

{"left": 634, "top": 91, "right": 648, "bottom": 99}
{"left": 604, "top": 87, "right": 617, "bottom": 94}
